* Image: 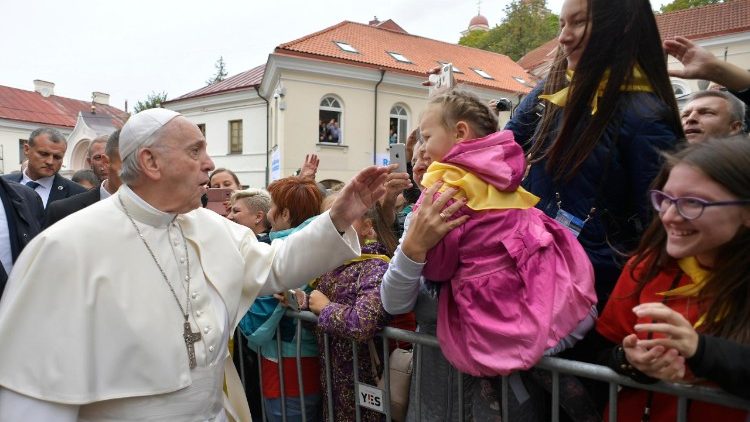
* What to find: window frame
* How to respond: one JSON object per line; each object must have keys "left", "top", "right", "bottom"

{"left": 319, "top": 95, "right": 344, "bottom": 145}
{"left": 228, "top": 120, "right": 243, "bottom": 154}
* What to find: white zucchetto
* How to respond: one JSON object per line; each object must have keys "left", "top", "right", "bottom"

{"left": 119, "top": 108, "right": 181, "bottom": 160}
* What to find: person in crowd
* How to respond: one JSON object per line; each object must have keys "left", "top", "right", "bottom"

{"left": 228, "top": 188, "right": 272, "bottom": 242}
{"left": 209, "top": 167, "right": 242, "bottom": 190}
{"left": 382, "top": 137, "right": 509, "bottom": 420}
{"left": 0, "top": 178, "right": 43, "bottom": 298}
{"left": 415, "top": 88, "right": 597, "bottom": 377}
{"left": 505, "top": 0, "right": 683, "bottom": 309}
{"left": 3, "top": 128, "right": 87, "bottom": 208}
{"left": 326, "top": 118, "right": 340, "bottom": 143}
{"left": 665, "top": 36, "right": 750, "bottom": 105}
{"left": 0, "top": 108, "right": 390, "bottom": 421}
{"left": 45, "top": 130, "right": 123, "bottom": 228}
{"left": 71, "top": 169, "right": 99, "bottom": 190}
{"left": 240, "top": 176, "right": 325, "bottom": 422}
{"left": 583, "top": 135, "right": 750, "bottom": 420}
{"left": 307, "top": 203, "right": 397, "bottom": 422}
{"left": 681, "top": 90, "right": 745, "bottom": 143}
{"left": 86, "top": 134, "right": 110, "bottom": 183}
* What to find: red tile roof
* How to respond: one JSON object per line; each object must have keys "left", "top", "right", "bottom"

{"left": 0, "top": 84, "right": 128, "bottom": 128}
{"left": 518, "top": 1, "right": 750, "bottom": 73}
{"left": 276, "top": 21, "right": 532, "bottom": 94}
{"left": 168, "top": 64, "right": 265, "bottom": 102}
{"left": 517, "top": 38, "right": 558, "bottom": 72}
{"left": 657, "top": 0, "right": 750, "bottom": 40}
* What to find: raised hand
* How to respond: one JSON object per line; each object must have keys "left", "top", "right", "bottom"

{"left": 300, "top": 154, "right": 320, "bottom": 180}
{"left": 663, "top": 36, "right": 718, "bottom": 81}
{"left": 329, "top": 165, "right": 392, "bottom": 232}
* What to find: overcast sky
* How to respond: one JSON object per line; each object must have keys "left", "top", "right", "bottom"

{"left": 1, "top": 0, "right": 671, "bottom": 111}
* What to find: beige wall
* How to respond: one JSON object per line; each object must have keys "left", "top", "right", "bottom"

{"left": 272, "top": 69, "right": 517, "bottom": 184}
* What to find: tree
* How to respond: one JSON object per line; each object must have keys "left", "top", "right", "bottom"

{"left": 459, "top": 0, "right": 558, "bottom": 61}
{"left": 133, "top": 91, "right": 168, "bottom": 113}
{"left": 660, "top": 0, "right": 724, "bottom": 13}
{"left": 206, "top": 56, "right": 228, "bottom": 85}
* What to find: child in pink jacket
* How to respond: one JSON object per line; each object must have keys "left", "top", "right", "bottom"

{"left": 416, "top": 88, "right": 597, "bottom": 376}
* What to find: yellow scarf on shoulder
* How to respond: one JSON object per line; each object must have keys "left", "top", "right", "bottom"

{"left": 658, "top": 256, "right": 722, "bottom": 329}
{"left": 421, "top": 162, "right": 539, "bottom": 211}
{"left": 538, "top": 66, "right": 653, "bottom": 115}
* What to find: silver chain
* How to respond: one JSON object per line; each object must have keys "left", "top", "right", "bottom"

{"left": 118, "top": 196, "right": 191, "bottom": 322}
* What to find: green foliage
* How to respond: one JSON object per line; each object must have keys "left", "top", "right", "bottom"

{"left": 660, "top": 0, "right": 723, "bottom": 13}
{"left": 458, "top": 0, "right": 558, "bottom": 61}
{"left": 206, "top": 56, "right": 228, "bottom": 85}
{"left": 133, "top": 91, "right": 168, "bottom": 113}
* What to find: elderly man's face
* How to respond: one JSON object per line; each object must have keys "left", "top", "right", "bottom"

{"left": 153, "top": 117, "right": 215, "bottom": 213}
{"left": 681, "top": 96, "right": 742, "bottom": 144}
{"left": 87, "top": 141, "right": 109, "bottom": 181}
{"left": 24, "top": 134, "right": 67, "bottom": 180}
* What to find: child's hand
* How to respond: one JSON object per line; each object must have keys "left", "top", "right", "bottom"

{"left": 308, "top": 290, "right": 330, "bottom": 315}
{"left": 401, "top": 181, "right": 468, "bottom": 262}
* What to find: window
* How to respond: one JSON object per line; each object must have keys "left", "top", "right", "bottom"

{"left": 512, "top": 76, "right": 527, "bottom": 85}
{"left": 389, "top": 105, "right": 409, "bottom": 144}
{"left": 334, "top": 41, "right": 359, "bottom": 54}
{"left": 319, "top": 96, "right": 343, "bottom": 144}
{"left": 671, "top": 81, "right": 691, "bottom": 98}
{"left": 18, "top": 139, "right": 27, "bottom": 164}
{"left": 472, "top": 68, "right": 493, "bottom": 79}
{"left": 387, "top": 51, "right": 412, "bottom": 63}
{"left": 229, "top": 120, "right": 242, "bottom": 154}
{"left": 197, "top": 123, "right": 206, "bottom": 136}
{"left": 438, "top": 62, "right": 462, "bottom": 74}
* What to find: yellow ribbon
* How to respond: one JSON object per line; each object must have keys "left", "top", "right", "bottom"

{"left": 538, "top": 66, "right": 653, "bottom": 115}
{"left": 658, "top": 256, "right": 721, "bottom": 328}
{"left": 421, "top": 162, "right": 539, "bottom": 211}
{"left": 344, "top": 253, "right": 391, "bottom": 266}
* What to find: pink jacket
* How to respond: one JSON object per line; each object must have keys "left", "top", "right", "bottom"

{"left": 419, "top": 131, "right": 597, "bottom": 376}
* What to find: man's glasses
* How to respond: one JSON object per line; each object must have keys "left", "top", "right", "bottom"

{"left": 649, "top": 190, "right": 750, "bottom": 220}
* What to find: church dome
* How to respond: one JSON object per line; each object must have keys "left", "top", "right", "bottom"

{"left": 469, "top": 14, "right": 489, "bottom": 27}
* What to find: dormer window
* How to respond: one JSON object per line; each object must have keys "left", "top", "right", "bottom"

{"left": 472, "top": 68, "right": 493, "bottom": 79}
{"left": 388, "top": 51, "right": 412, "bottom": 63}
{"left": 334, "top": 41, "right": 359, "bottom": 53}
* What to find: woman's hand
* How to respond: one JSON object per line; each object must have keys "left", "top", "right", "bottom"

{"left": 622, "top": 334, "right": 686, "bottom": 382}
{"left": 401, "top": 181, "right": 468, "bottom": 263}
{"left": 633, "top": 303, "right": 700, "bottom": 358}
{"left": 308, "top": 290, "right": 330, "bottom": 315}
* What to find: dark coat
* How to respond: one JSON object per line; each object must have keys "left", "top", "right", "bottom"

{"left": 505, "top": 82, "right": 680, "bottom": 306}
{"left": 44, "top": 187, "right": 101, "bottom": 228}
{"left": 0, "top": 178, "right": 44, "bottom": 296}
{"left": 1, "top": 173, "right": 87, "bottom": 208}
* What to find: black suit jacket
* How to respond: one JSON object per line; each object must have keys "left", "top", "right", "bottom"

{"left": 1, "top": 173, "right": 87, "bottom": 208}
{"left": 44, "top": 187, "right": 101, "bottom": 228}
{"left": 0, "top": 178, "right": 44, "bottom": 296}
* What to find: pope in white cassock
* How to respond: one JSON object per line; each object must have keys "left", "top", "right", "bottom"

{"left": 0, "top": 108, "right": 391, "bottom": 421}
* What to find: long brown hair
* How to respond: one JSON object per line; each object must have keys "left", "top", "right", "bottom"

{"left": 629, "top": 136, "right": 750, "bottom": 344}
{"left": 529, "top": 0, "right": 683, "bottom": 181}
{"left": 366, "top": 203, "right": 398, "bottom": 257}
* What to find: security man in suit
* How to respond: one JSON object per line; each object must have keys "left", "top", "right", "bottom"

{"left": 2, "top": 128, "right": 86, "bottom": 208}
{"left": 0, "top": 178, "right": 43, "bottom": 297}
{"left": 44, "top": 130, "right": 122, "bottom": 228}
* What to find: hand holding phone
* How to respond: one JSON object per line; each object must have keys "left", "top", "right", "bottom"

{"left": 428, "top": 63, "right": 454, "bottom": 97}
{"left": 205, "top": 188, "right": 233, "bottom": 216}
{"left": 389, "top": 143, "right": 407, "bottom": 174}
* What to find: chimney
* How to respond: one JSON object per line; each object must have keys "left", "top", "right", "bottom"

{"left": 33, "top": 79, "right": 55, "bottom": 97}
{"left": 369, "top": 16, "right": 381, "bottom": 26}
{"left": 92, "top": 91, "right": 110, "bottom": 105}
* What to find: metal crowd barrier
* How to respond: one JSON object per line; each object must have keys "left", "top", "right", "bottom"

{"left": 238, "top": 309, "right": 750, "bottom": 422}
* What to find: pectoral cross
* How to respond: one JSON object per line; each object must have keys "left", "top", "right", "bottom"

{"left": 183, "top": 321, "right": 202, "bottom": 369}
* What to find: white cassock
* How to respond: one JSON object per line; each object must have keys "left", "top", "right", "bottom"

{"left": 0, "top": 185, "right": 361, "bottom": 421}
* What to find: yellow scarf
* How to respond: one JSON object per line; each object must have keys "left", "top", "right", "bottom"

{"left": 538, "top": 66, "right": 653, "bottom": 115}
{"left": 421, "top": 162, "right": 539, "bottom": 211}
{"left": 344, "top": 253, "right": 391, "bottom": 266}
{"left": 658, "top": 256, "right": 717, "bottom": 328}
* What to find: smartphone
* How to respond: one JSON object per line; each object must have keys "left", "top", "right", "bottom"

{"left": 285, "top": 289, "right": 300, "bottom": 311}
{"left": 428, "top": 62, "right": 454, "bottom": 97}
{"left": 205, "top": 188, "right": 233, "bottom": 216}
{"left": 389, "top": 143, "right": 407, "bottom": 174}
